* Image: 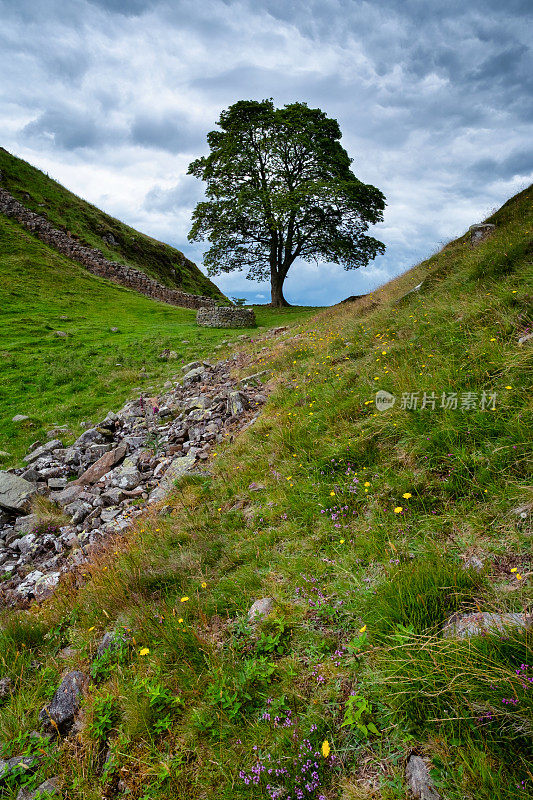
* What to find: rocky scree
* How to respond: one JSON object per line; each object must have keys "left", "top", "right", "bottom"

{"left": 0, "top": 352, "right": 268, "bottom": 604}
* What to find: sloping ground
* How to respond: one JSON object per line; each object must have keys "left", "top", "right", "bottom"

{"left": 0, "top": 148, "right": 226, "bottom": 300}
{"left": 0, "top": 213, "right": 317, "bottom": 465}
{"left": 0, "top": 185, "right": 531, "bottom": 800}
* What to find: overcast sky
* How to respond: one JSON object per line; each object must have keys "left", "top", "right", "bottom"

{"left": 1, "top": 0, "right": 531, "bottom": 305}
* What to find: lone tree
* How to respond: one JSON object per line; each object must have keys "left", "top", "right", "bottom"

{"left": 188, "top": 99, "right": 386, "bottom": 307}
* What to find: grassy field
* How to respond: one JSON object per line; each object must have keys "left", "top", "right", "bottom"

{"left": 0, "top": 214, "right": 318, "bottom": 464}
{"left": 0, "top": 185, "right": 531, "bottom": 800}
{"left": 0, "top": 147, "right": 226, "bottom": 298}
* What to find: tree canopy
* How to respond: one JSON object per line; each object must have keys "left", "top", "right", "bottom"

{"left": 188, "top": 99, "right": 386, "bottom": 306}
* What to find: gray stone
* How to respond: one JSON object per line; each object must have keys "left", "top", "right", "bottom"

{"left": 182, "top": 367, "right": 205, "bottom": 385}
{"left": 108, "top": 457, "right": 142, "bottom": 490}
{"left": 47, "top": 478, "right": 68, "bottom": 490}
{"left": 54, "top": 330, "right": 67, "bottom": 338}
{"left": 442, "top": 612, "right": 532, "bottom": 639}
{"left": 34, "top": 572, "right": 61, "bottom": 595}
{"left": 181, "top": 361, "right": 202, "bottom": 372}
{"left": 39, "top": 670, "right": 86, "bottom": 736}
{"left": 23, "top": 440, "right": 63, "bottom": 464}
{"left": 148, "top": 452, "right": 197, "bottom": 503}
{"left": 248, "top": 597, "right": 274, "bottom": 622}
{"left": 16, "top": 571, "right": 44, "bottom": 597}
{"left": 75, "top": 443, "right": 127, "bottom": 485}
{"left": 12, "top": 415, "right": 29, "bottom": 422}
{"left": 14, "top": 514, "right": 39, "bottom": 533}
{"left": 96, "top": 629, "right": 127, "bottom": 660}
{"left": 469, "top": 223, "right": 495, "bottom": 244}
{"left": 405, "top": 755, "right": 440, "bottom": 800}
{"left": 13, "top": 533, "right": 37, "bottom": 556}
{"left": 65, "top": 500, "right": 92, "bottom": 524}
{"left": 0, "top": 756, "right": 39, "bottom": 788}
{"left": 0, "top": 677, "right": 12, "bottom": 698}
{"left": 16, "top": 776, "right": 60, "bottom": 799}
{"left": 227, "top": 391, "right": 249, "bottom": 416}
{"left": 0, "top": 472, "right": 37, "bottom": 513}
{"left": 518, "top": 331, "right": 533, "bottom": 346}
{"left": 50, "top": 484, "right": 86, "bottom": 507}
{"left": 101, "top": 488, "right": 125, "bottom": 506}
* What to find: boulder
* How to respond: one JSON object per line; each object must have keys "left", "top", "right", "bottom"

{"left": 182, "top": 367, "right": 205, "bottom": 385}
{"left": 108, "top": 457, "right": 142, "bottom": 490}
{"left": 50, "top": 484, "right": 86, "bottom": 507}
{"left": 16, "top": 776, "right": 59, "bottom": 799}
{"left": 148, "top": 452, "right": 197, "bottom": 503}
{"left": 442, "top": 611, "right": 532, "bottom": 639}
{"left": 469, "top": 223, "right": 495, "bottom": 244}
{"left": 39, "top": 670, "right": 86, "bottom": 736}
{"left": 0, "top": 472, "right": 37, "bottom": 514}
{"left": 0, "top": 756, "right": 39, "bottom": 789}
{"left": 23, "top": 440, "right": 63, "bottom": 464}
{"left": 248, "top": 597, "right": 274, "bottom": 622}
{"left": 75, "top": 443, "right": 127, "bottom": 485}
{"left": 405, "top": 755, "right": 440, "bottom": 800}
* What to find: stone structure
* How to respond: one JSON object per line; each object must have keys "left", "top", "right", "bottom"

{"left": 469, "top": 223, "right": 495, "bottom": 245}
{"left": 0, "top": 187, "right": 216, "bottom": 310}
{"left": 196, "top": 306, "right": 256, "bottom": 328}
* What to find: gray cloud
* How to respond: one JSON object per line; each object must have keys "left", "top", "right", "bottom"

{"left": 0, "top": 0, "right": 531, "bottom": 305}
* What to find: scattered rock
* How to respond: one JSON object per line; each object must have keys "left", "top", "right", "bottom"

{"left": 0, "top": 756, "right": 40, "bottom": 789}
{"left": 75, "top": 443, "right": 127, "bottom": 485}
{"left": 518, "top": 331, "right": 533, "bottom": 346}
{"left": 0, "top": 677, "right": 12, "bottom": 698}
{"left": 405, "top": 754, "right": 440, "bottom": 800}
{"left": 16, "top": 776, "right": 59, "bottom": 800}
{"left": 248, "top": 597, "right": 274, "bottom": 622}
{"left": 54, "top": 331, "right": 67, "bottom": 338}
{"left": 442, "top": 611, "right": 532, "bottom": 639}
{"left": 23, "top": 440, "right": 63, "bottom": 464}
{"left": 0, "top": 472, "right": 37, "bottom": 514}
{"left": 148, "top": 452, "right": 197, "bottom": 503}
{"left": 12, "top": 415, "right": 29, "bottom": 422}
{"left": 469, "top": 223, "right": 495, "bottom": 244}
{"left": 39, "top": 670, "right": 86, "bottom": 737}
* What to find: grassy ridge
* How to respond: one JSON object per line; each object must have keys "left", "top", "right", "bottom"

{"left": 0, "top": 147, "right": 226, "bottom": 299}
{"left": 0, "top": 185, "right": 531, "bottom": 799}
{"left": 0, "top": 214, "right": 317, "bottom": 464}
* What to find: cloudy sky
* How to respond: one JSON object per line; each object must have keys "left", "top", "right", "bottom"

{"left": 1, "top": 0, "right": 531, "bottom": 305}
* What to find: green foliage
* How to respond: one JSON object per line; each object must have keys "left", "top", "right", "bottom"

{"left": 188, "top": 99, "right": 385, "bottom": 305}
{"left": 87, "top": 695, "right": 120, "bottom": 744}
{"left": 202, "top": 657, "right": 276, "bottom": 727}
{"left": 341, "top": 693, "right": 380, "bottom": 737}
{"left": 366, "top": 555, "right": 486, "bottom": 636}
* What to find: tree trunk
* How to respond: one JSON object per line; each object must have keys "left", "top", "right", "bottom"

{"left": 270, "top": 272, "right": 291, "bottom": 307}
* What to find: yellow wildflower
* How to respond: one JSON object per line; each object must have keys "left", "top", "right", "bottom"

{"left": 180, "top": 596, "right": 189, "bottom": 602}
{"left": 139, "top": 647, "right": 150, "bottom": 656}
{"left": 402, "top": 492, "right": 412, "bottom": 499}
{"left": 201, "top": 581, "right": 207, "bottom": 588}
{"left": 321, "top": 740, "right": 330, "bottom": 758}
{"left": 394, "top": 506, "right": 403, "bottom": 514}
{"left": 330, "top": 491, "right": 336, "bottom": 496}
{"left": 359, "top": 625, "right": 367, "bottom": 633}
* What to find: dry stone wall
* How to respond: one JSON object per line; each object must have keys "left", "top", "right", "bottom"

{"left": 0, "top": 187, "right": 216, "bottom": 310}
{"left": 197, "top": 306, "right": 256, "bottom": 328}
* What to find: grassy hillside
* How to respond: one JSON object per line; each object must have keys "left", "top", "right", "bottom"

{"left": 0, "top": 214, "right": 318, "bottom": 464}
{"left": 0, "top": 185, "right": 531, "bottom": 800}
{"left": 0, "top": 147, "right": 226, "bottom": 300}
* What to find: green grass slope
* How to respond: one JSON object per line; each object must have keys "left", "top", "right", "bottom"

{"left": 0, "top": 147, "right": 226, "bottom": 300}
{"left": 0, "top": 214, "right": 318, "bottom": 465}
{"left": 0, "top": 185, "right": 531, "bottom": 800}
